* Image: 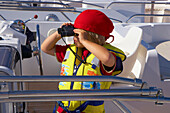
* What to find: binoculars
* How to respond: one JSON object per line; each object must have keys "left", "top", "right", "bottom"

{"left": 58, "top": 25, "right": 76, "bottom": 37}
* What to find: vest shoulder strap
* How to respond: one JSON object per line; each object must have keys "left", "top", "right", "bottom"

{"left": 103, "top": 44, "right": 126, "bottom": 61}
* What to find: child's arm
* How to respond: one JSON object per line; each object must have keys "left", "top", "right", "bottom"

{"left": 41, "top": 31, "right": 61, "bottom": 56}
{"left": 74, "top": 29, "right": 116, "bottom": 67}
{"left": 41, "top": 23, "right": 73, "bottom": 56}
{"left": 82, "top": 40, "right": 116, "bottom": 67}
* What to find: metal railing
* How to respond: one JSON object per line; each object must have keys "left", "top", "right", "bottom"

{"left": 126, "top": 14, "right": 170, "bottom": 23}
{"left": 0, "top": 88, "right": 159, "bottom": 98}
{"left": 0, "top": 0, "right": 104, "bottom": 8}
{"left": 0, "top": 4, "right": 121, "bottom": 23}
{"left": 2, "top": 0, "right": 170, "bottom": 9}
{"left": 0, "top": 4, "right": 76, "bottom": 12}
{"left": 0, "top": 1, "right": 78, "bottom": 22}
{"left": 0, "top": 94, "right": 168, "bottom": 103}
{"left": 106, "top": 1, "right": 170, "bottom": 9}
{"left": 0, "top": 75, "right": 170, "bottom": 113}
{"left": 36, "top": 24, "right": 43, "bottom": 75}
{"left": 0, "top": 89, "right": 165, "bottom": 103}
{"left": 0, "top": 14, "right": 6, "bottom": 20}
{"left": 0, "top": 76, "right": 144, "bottom": 87}
{"left": 113, "top": 99, "right": 131, "bottom": 113}
{"left": 0, "top": 76, "right": 167, "bottom": 102}
{"left": 60, "top": 0, "right": 105, "bottom": 8}
{"left": 0, "top": 0, "right": 124, "bottom": 23}
{"left": 0, "top": 0, "right": 69, "bottom": 6}
{"left": 2, "top": 1, "right": 170, "bottom": 23}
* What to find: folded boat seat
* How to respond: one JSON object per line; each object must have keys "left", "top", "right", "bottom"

{"left": 155, "top": 41, "right": 170, "bottom": 79}
{"left": 111, "top": 27, "right": 143, "bottom": 78}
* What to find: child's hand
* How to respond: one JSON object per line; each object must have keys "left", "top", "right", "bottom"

{"left": 73, "top": 29, "right": 88, "bottom": 44}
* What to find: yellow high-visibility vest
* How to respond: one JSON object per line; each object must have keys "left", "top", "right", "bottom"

{"left": 58, "top": 44, "right": 126, "bottom": 113}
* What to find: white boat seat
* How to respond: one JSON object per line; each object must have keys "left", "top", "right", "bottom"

{"left": 156, "top": 41, "right": 170, "bottom": 61}
{"left": 111, "top": 27, "right": 143, "bottom": 78}
{"left": 155, "top": 41, "right": 170, "bottom": 79}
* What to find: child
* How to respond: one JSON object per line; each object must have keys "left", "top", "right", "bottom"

{"left": 41, "top": 9, "right": 126, "bottom": 113}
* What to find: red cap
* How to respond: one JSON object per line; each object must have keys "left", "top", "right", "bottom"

{"left": 74, "top": 9, "right": 114, "bottom": 41}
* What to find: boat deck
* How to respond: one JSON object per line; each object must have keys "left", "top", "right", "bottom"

{"left": 25, "top": 82, "right": 58, "bottom": 113}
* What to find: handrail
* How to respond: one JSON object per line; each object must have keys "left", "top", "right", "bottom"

{"left": 0, "top": 1, "right": 121, "bottom": 23}
{"left": 0, "top": 4, "right": 79, "bottom": 22}
{"left": 60, "top": 11, "right": 72, "bottom": 22}
{"left": 106, "top": 1, "right": 170, "bottom": 9}
{"left": 0, "top": 93, "right": 169, "bottom": 104}
{"left": 0, "top": 14, "right": 6, "bottom": 20}
{"left": 0, "top": 4, "right": 76, "bottom": 12}
{"left": 0, "top": 89, "right": 159, "bottom": 98}
{"left": 0, "top": 5, "right": 120, "bottom": 23}
{"left": 0, "top": 84, "right": 166, "bottom": 104}
{"left": 0, "top": 0, "right": 69, "bottom": 6}
{"left": 0, "top": 0, "right": 77, "bottom": 22}
{"left": 58, "top": 0, "right": 76, "bottom": 22}
{"left": 110, "top": 17, "right": 122, "bottom": 23}
{"left": 0, "top": 76, "right": 143, "bottom": 87}
{"left": 36, "top": 24, "right": 43, "bottom": 75}
{"left": 126, "top": 14, "right": 170, "bottom": 23}
{"left": 3, "top": 0, "right": 170, "bottom": 9}
{"left": 0, "top": 0, "right": 104, "bottom": 8}
{"left": 113, "top": 100, "right": 131, "bottom": 113}
{"left": 0, "top": 76, "right": 169, "bottom": 105}
{"left": 60, "top": 0, "right": 104, "bottom": 8}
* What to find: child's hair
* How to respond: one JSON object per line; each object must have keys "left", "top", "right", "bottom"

{"left": 86, "top": 30, "right": 106, "bottom": 45}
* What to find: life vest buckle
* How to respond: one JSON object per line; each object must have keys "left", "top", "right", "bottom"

{"left": 91, "top": 64, "right": 97, "bottom": 69}
{"left": 75, "top": 109, "right": 81, "bottom": 113}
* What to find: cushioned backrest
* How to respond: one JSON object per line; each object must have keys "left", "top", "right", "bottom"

{"left": 111, "top": 27, "right": 143, "bottom": 78}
